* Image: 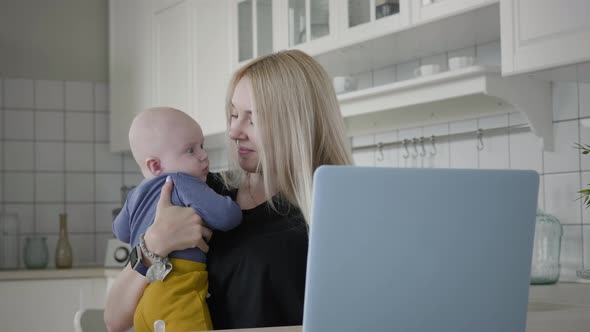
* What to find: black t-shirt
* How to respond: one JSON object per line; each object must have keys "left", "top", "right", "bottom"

{"left": 206, "top": 173, "right": 309, "bottom": 329}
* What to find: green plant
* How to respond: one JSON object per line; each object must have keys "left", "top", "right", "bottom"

{"left": 575, "top": 143, "right": 590, "bottom": 208}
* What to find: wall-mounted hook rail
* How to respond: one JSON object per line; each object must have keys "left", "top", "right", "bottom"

{"left": 351, "top": 124, "right": 530, "bottom": 155}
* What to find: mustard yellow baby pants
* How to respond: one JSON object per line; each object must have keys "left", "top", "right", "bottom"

{"left": 134, "top": 258, "right": 213, "bottom": 332}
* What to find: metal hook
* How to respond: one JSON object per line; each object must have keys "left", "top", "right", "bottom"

{"left": 419, "top": 137, "right": 427, "bottom": 157}
{"left": 376, "top": 142, "right": 384, "bottom": 161}
{"left": 429, "top": 135, "right": 437, "bottom": 156}
{"left": 402, "top": 139, "right": 410, "bottom": 159}
{"left": 476, "top": 129, "right": 484, "bottom": 151}
{"left": 411, "top": 138, "right": 419, "bottom": 158}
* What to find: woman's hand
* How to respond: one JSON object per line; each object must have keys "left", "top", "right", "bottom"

{"left": 143, "top": 177, "right": 213, "bottom": 257}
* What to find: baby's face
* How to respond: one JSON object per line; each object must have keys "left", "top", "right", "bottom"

{"left": 160, "top": 121, "right": 209, "bottom": 181}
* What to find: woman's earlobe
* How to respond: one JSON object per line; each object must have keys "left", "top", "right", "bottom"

{"left": 146, "top": 158, "right": 162, "bottom": 176}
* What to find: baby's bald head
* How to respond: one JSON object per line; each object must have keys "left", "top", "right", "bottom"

{"left": 129, "top": 107, "right": 205, "bottom": 178}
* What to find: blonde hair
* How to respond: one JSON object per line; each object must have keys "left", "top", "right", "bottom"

{"left": 223, "top": 50, "right": 353, "bottom": 224}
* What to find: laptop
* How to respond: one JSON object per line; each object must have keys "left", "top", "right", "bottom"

{"left": 304, "top": 166, "right": 538, "bottom": 332}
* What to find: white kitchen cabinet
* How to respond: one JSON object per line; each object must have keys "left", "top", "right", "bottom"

{"left": 230, "top": 0, "right": 507, "bottom": 66}
{"left": 501, "top": 0, "right": 590, "bottom": 76}
{"left": 282, "top": 0, "right": 339, "bottom": 56}
{"left": 0, "top": 277, "right": 106, "bottom": 332}
{"left": 230, "top": 0, "right": 338, "bottom": 67}
{"left": 153, "top": 0, "right": 195, "bottom": 117}
{"left": 192, "top": 0, "right": 232, "bottom": 138}
{"left": 109, "top": 0, "right": 154, "bottom": 152}
{"left": 412, "top": 0, "right": 497, "bottom": 24}
{"left": 154, "top": 0, "right": 231, "bottom": 137}
{"left": 153, "top": 0, "right": 186, "bottom": 12}
{"left": 339, "top": 0, "right": 410, "bottom": 46}
{"left": 110, "top": 0, "right": 231, "bottom": 151}
{"left": 231, "top": 0, "right": 275, "bottom": 65}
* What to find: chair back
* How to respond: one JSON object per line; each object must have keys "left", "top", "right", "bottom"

{"left": 74, "top": 308, "right": 108, "bottom": 332}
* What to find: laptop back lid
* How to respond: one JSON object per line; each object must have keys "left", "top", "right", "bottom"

{"left": 304, "top": 166, "right": 538, "bottom": 332}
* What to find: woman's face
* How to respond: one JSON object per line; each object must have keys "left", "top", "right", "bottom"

{"left": 229, "top": 77, "right": 260, "bottom": 173}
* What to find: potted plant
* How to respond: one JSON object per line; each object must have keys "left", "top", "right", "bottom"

{"left": 574, "top": 143, "right": 590, "bottom": 279}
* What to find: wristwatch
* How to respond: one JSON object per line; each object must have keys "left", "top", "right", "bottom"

{"left": 128, "top": 245, "right": 148, "bottom": 276}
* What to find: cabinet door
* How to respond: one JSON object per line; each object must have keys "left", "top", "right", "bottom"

{"left": 153, "top": 0, "right": 195, "bottom": 117}
{"left": 340, "top": 0, "right": 410, "bottom": 45}
{"left": 194, "top": 0, "right": 231, "bottom": 136}
{"left": 501, "top": 0, "right": 590, "bottom": 76}
{"left": 231, "top": 0, "right": 275, "bottom": 66}
{"left": 282, "top": 0, "right": 337, "bottom": 54}
{"left": 109, "top": 0, "right": 153, "bottom": 152}
{"left": 412, "top": 0, "right": 497, "bottom": 24}
{"left": 152, "top": 0, "right": 186, "bottom": 12}
{"left": 0, "top": 278, "right": 106, "bottom": 332}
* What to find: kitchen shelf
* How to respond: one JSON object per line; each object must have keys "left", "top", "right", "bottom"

{"left": 339, "top": 65, "right": 554, "bottom": 151}
{"left": 316, "top": 3, "right": 500, "bottom": 78}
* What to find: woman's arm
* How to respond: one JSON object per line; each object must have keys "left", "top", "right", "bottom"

{"left": 104, "top": 264, "right": 147, "bottom": 332}
{"left": 104, "top": 179, "right": 212, "bottom": 331}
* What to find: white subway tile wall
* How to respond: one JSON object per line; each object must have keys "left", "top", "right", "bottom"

{"left": 580, "top": 83, "right": 590, "bottom": 118}
{"left": 0, "top": 79, "right": 143, "bottom": 267}
{"left": 561, "top": 225, "right": 583, "bottom": 281}
{"left": 344, "top": 81, "right": 590, "bottom": 282}
{"left": 352, "top": 135, "right": 376, "bottom": 167}
{"left": 35, "top": 80, "right": 64, "bottom": 110}
{"left": 544, "top": 120, "right": 580, "bottom": 173}
{"left": 4, "top": 79, "right": 34, "bottom": 109}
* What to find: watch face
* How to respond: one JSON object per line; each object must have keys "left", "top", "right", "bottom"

{"left": 129, "top": 246, "right": 138, "bottom": 268}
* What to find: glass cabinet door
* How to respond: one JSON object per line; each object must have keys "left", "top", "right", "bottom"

{"left": 348, "top": 0, "right": 370, "bottom": 27}
{"left": 238, "top": 0, "right": 253, "bottom": 62}
{"left": 257, "top": 0, "right": 273, "bottom": 56}
{"left": 288, "top": 0, "right": 306, "bottom": 46}
{"left": 237, "top": 0, "right": 273, "bottom": 63}
{"left": 289, "top": 0, "right": 331, "bottom": 47}
{"left": 310, "top": 0, "right": 330, "bottom": 40}
{"left": 375, "top": 0, "right": 400, "bottom": 20}
{"left": 348, "top": 0, "right": 401, "bottom": 28}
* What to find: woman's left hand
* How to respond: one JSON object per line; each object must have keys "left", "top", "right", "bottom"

{"left": 144, "top": 178, "right": 213, "bottom": 257}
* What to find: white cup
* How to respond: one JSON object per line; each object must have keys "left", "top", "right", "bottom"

{"left": 414, "top": 64, "right": 441, "bottom": 77}
{"left": 448, "top": 56, "right": 474, "bottom": 71}
{"left": 333, "top": 76, "right": 358, "bottom": 94}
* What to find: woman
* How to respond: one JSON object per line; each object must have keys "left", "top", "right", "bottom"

{"left": 104, "top": 49, "right": 352, "bottom": 331}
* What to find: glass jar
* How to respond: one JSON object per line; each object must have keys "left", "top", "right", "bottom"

{"left": 530, "top": 209, "right": 562, "bottom": 284}
{"left": 0, "top": 213, "right": 20, "bottom": 269}
{"left": 24, "top": 237, "right": 49, "bottom": 269}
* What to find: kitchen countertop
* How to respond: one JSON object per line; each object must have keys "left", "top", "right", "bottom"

{"left": 215, "top": 305, "right": 590, "bottom": 332}
{"left": 1, "top": 270, "right": 588, "bottom": 331}
{"left": 217, "top": 284, "right": 590, "bottom": 332}
{"left": 0, "top": 267, "right": 123, "bottom": 281}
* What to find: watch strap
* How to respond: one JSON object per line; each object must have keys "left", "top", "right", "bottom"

{"left": 130, "top": 245, "right": 148, "bottom": 276}
{"left": 133, "top": 257, "right": 148, "bottom": 276}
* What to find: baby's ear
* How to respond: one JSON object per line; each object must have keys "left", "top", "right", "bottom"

{"left": 146, "top": 157, "right": 162, "bottom": 176}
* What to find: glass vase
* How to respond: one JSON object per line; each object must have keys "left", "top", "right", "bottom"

{"left": 55, "top": 213, "right": 73, "bottom": 269}
{"left": 24, "top": 237, "right": 49, "bottom": 269}
{"left": 530, "top": 209, "right": 562, "bottom": 284}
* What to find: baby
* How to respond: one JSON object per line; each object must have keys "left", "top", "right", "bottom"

{"left": 112, "top": 107, "right": 241, "bottom": 332}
